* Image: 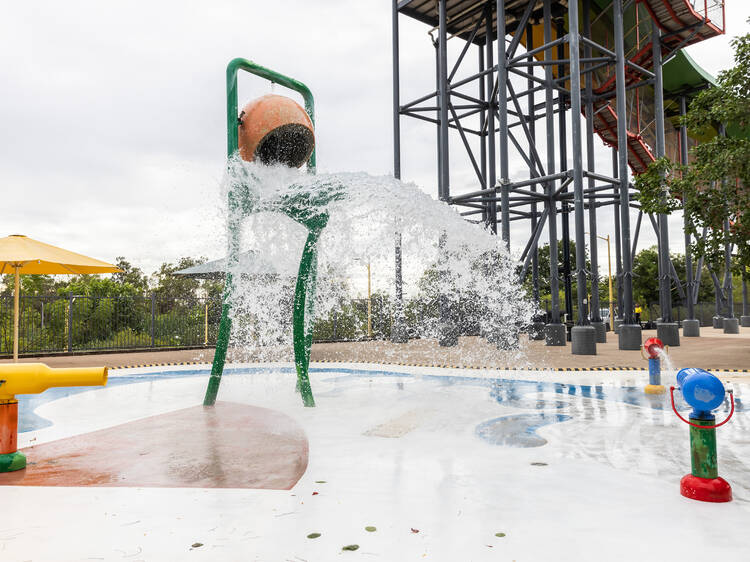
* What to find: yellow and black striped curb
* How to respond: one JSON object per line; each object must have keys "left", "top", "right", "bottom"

{"left": 111, "top": 361, "right": 206, "bottom": 370}
{"left": 109, "top": 359, "right": 750, "bottom": 373}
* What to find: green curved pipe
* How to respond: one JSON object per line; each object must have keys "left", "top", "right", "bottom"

{"left": 293, "top": 227, "right": 324, "bottom": 407}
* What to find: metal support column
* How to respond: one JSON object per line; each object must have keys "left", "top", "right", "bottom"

{"left": 559, "top": 21, "right": 573, "bottom": 327}
{"left": 437, "top": 0, "right": 455, "bottom": 346}
{"left": 568, "top": 0, "right": 596, "bottom": 354}
{"left": 437, "top": 0, "right": 450, "bottom": 202}
{"left": 544, "top": 0, "right": 565, "bottom": 346}
{"left": 497, "top": 0, "right": 510, "bottom": 247}
{"left": 584, "top": 0, "right": 605, "bottom": 342}
{"left": 680, "top": 95, "right": 700, "bottom": 336}
{"left": 614, "top": 0, "right": 641, "bottom": 349}
{"left": 717, "top": 124, "right": 739, "bottom": 333}
{"left": 612, "top": 147, "right": 624, "bottom": 331}
{"left": 653, "top": 26, "right": 679, "bottom": 345}
{"left": 528, "top": 21, "right": 545, "bottom": 341}
{"left": 485, "top": 5, "right": 497, "bottom": 232}
{"left": 528, "top": 23, "right": 540, "bottom": 307}
{"left": 391, "top": 0, "right": 408, "bottom": 344}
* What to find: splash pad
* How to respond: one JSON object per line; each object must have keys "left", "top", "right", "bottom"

{"left": 3, "top": 363, "right": 750, "bottom": 560}
{"left": 4, "top": 58, "right": 750, "bottom": 561}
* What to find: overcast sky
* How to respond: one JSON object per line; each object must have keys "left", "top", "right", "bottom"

{"left": 2, "top": 1, "right": 749, "bottom": 290}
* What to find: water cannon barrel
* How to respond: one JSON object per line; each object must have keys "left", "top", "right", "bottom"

{"left": 675, "top": 367, "right": 725, "bottom": 419}
{"left": 0, "top": 363, "right": 108, "bottom": 400}
{"left": 643, "top": 337, "right": 665, "bottom": 359}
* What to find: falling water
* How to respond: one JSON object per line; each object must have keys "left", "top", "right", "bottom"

{"left": 656, "top": 347, "right": 677, "bottom": 386}
{"left": 221, "top": 159, "right": 536, "bottom": 366}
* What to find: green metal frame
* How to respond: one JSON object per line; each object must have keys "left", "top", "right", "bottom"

{"left": 203, "top": 58, "right": 319, "bottom": 407}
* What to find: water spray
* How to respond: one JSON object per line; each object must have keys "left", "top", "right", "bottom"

{"left": 670, "top": 368, "right": 734, "bottom": 502}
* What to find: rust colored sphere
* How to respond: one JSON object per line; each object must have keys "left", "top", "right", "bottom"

{"left": 237, "top": 94, "right": 314, "bottom": 168}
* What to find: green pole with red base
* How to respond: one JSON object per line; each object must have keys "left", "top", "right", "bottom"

{"left": 671, "top": 368, "right": 734, "bottom": 503}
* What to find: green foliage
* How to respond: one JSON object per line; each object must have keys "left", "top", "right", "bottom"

{"left": 636, "top": 24, "right": 750, "bottom": 269}
{"left": 112, "top": 257, "right": 149, "bottom": 293}
{"left": 152, "top": 257, "right": 203, "bottom": 302}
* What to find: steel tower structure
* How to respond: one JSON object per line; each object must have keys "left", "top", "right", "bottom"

{"left": 391, "top": 0, "right": 726, "bottom": 354}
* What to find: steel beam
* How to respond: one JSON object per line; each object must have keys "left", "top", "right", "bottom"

{"left": 544, "top": 0, "right": 560, "bottom": 326}
{"left": 653, "top": 26, "right": 673, "bottom": 323}
{"left": 614, "top": 0, "right": 636, "bottom": 327}
{"left": 485, "top": 5, "right": 497, "bottom": 232}
{"left": 679, "top": 96, "right": 695, "bottom": 321}
{"left": 584, "top": 0, "right": 602, "bottom": 325}
{"left": 438, "top": 0, "right": 450, "bottom": 201}
{"left": 567, "top": 0, "right": 590, "bottom": 327}
{"left": 558, "top": 19, "right": 573, "bottom": 324}
{"left": 391, "top": 0, "right": 407, "bottom": 344}
{"left": 497, "top": 0, "right": 510, "bottom": 247}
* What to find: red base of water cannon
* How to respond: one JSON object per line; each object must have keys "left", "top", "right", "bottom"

{"left": 680, "top": 474, "right": 732, "bottom": 502}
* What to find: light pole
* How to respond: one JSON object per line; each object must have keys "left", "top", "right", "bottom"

{"left": 588, "top": 233, "right": 614, "bottom": 331}
{"left": 367, "top": 260, "right": 372, "bottom": 338}
{"left": 354, "top": 258, "right": 373, "bottom": 338}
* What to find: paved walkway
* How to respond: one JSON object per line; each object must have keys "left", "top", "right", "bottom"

{"left": 2, "top": 326, "right": 748, "bottom": 373}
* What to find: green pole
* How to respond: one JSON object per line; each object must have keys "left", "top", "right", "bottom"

{"left": 204, "top": 58, "right": 316, "bottom": 407}
{"left": 293, "top": 229, "right": 324, "bottom": 407}
{"left": 688, "top": 417, "right": 719, "bottom": 479}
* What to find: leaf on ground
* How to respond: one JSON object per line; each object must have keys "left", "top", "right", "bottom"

{"left": 365, "top": 526, "right": 377, "bottom": 532}
{"left": 312, "top": 491, "right": 319, "bottom": 496}
{"left": 495, "top": 532, "right": 506, "bottom": 538}
{"left": 307, "top": 533, "right": 321, "bottom": 539}
{"left": 342, "top": 544, "right": 360, "bottom": 551}
{"left": 191, "top": 542, "right": 203, "bottom": 548}
{"left": 411, "top": 528, "right": 420, "bottom": 534}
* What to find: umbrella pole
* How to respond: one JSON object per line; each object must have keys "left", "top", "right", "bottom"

{"left": 13, "top": 267, "right": 19, "bottom": 362}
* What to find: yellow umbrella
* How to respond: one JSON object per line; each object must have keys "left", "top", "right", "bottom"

{"left": 0, "top": 234, "right": 121, "bottom": 361}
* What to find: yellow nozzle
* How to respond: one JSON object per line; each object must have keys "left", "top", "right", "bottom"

{"left": 0, "top": 363, "right": 108, "bottom": 400}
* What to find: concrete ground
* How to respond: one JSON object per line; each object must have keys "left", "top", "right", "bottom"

{"left": 4, "top": 365, "right": 750, "bottom": 561}
{"left": 3, "top": 326, "right": 748, "bottom": 374}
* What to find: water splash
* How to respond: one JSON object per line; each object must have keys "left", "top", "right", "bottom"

{"left": 222, "top": 160, "right": 535, "bottom": 377}
{"left": 656, "top": 347, "right": 677, "bottom": 386}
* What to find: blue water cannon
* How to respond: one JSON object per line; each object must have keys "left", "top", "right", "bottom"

{"left": 670, "top": 367, "right": 734, "bottom": 503}
{"left": 675, "top": 368, "right": 726, "bottom": 420}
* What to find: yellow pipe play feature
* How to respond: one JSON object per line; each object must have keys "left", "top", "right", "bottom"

{"left": 0, "top": 363, "right": 108, "bottom": 472}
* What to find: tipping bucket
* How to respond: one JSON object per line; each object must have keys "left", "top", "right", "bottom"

{"left": 238, "top": 94, "right": 315, "bottom": 168}
{"left": 643, "top": 337, "right": 664, "bottom": 359}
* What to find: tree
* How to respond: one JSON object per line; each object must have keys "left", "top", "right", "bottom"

{"left": 632, "top": 246, "right": 720, "bottom": 316}
{"left": 112, "top": 257, "right": 149, "bottom": 293}
{"left": 636, "top": 24, "right": 750, "bottom": 270}
{"left": 522, "top": 240, "right": 608, "bottom": 305}
{"left": 0, "top": 274, "right": 62, "bottom": 297}
{"left": 152, "top": 257, "right": 203, "bottom": 303}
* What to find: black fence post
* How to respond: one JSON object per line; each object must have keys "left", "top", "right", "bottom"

{"left": 151, "top": 293, "right": 156, "bottom": 348}
{"left": 67, "top": 294, "right": 73, "bottom": 353}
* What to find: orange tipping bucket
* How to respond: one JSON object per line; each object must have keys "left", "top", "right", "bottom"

{"left": 238, "top": 94, "right": 315, "bottom": 168}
